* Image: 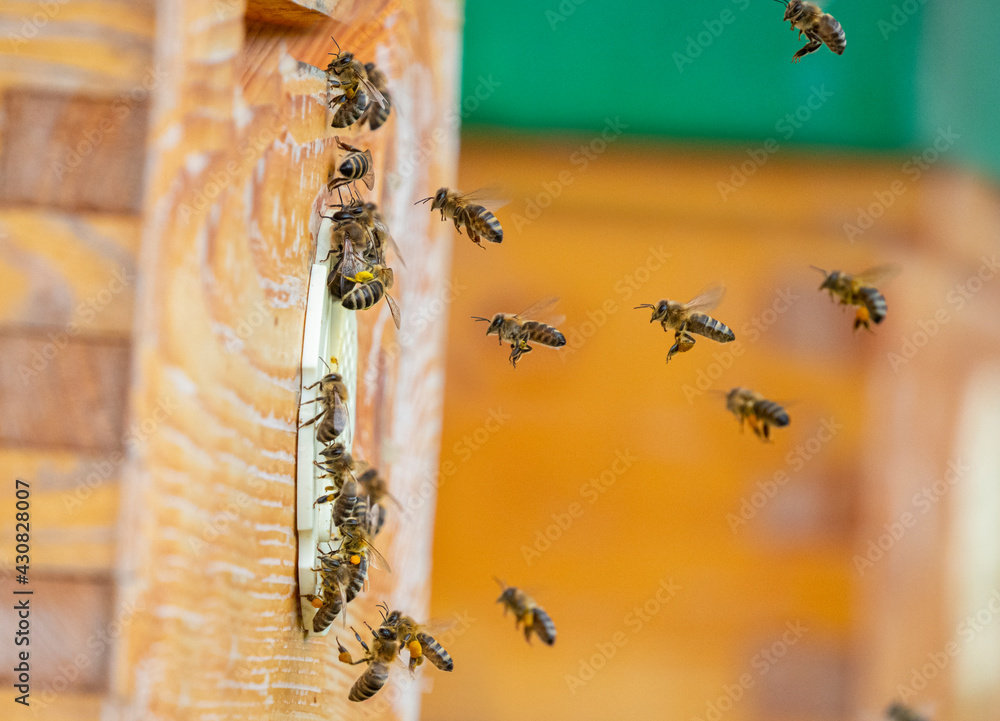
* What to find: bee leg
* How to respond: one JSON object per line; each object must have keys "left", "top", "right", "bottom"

{"left": 299, "top": 410, "right": 326, "bottom": 429}
{"left": 762, "top": 423, "right": 771, "bottom": 442}
{"left": 329, "top": 93, "right": 347, "bottom": 108}
{"left": 792, "top": 37, "right": 822, "bottom": 62}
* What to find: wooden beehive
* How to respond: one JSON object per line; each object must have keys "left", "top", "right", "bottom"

{"left": 0, "top": 1, "right": 460, "bottom": 718}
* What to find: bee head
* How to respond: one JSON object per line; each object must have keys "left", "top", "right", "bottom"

{"left": 819, "top": 271, "right": 840, "bottom": 291}
{"left": 471, "top": 314, "right": 504, "bottom": 336}
{"left": 634, "top": 300, "right": 669, "bottom": 322}
{"left": 320, "top": 443, "right": 345, "bottom": 460}
{"left": 783, "top": 0, "right": 801, "bottom": 21}
{"left": 320, "top": 372, "right": 343, "bottom": 386}
{"left": 364, "top": 61, "right": 376, "bottom": 74}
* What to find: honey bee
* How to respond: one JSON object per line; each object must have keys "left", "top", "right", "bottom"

{"left": 300, "top": 369, "right": 349, "bottom": 444}
{"left": 775, "top": 0, "right": 846, "bottom": 62}
{"left": 885, "top": 703, "right": 928, "bottom": 721}
{"left": 415, "top": 188, "right": 504, "bottom": 247}
{"left": 472, "top": 298, "right": 566, "bottom": 368}
{"left": 326, "top": 38, "right": 387, "bottom": 129}
{"left": 327, "top": 137, "right": 374, "bottom": 194}
{"left": 724, "top": 387, "right": 790, "bottom": 442}
{"left": 358, "top": 202, "right": 404, "bottom": 267}
{"left": 354, "top": 464, "right": 399, "bottom": 536}
{"left": 314, "top": 477, "right": 357, "bottom": 528}
{"left": 360, "top": 62, "right": 392, "bottom": 130}
{"left": 382, "top": 608, "right": 455, "bottom": 673}
{"left": 495, "top": 579, "right": 556, "bottom": 645}
{"left": 325, "top": 208, "right": 369, "bottom": 299}
{"left": 812, "top": 264, "right": 900, "bottom": 332}
{"left": 340, "top": 264, "right": 402, "bottom": 330}
{"left": 305, "top": 550, "right": 349, "bottom": 632}
{"left": 337, "top": 625, "right": 399, "bottom": 702}
{"left": 337, "top": 512, "right": 392, "bottom": 576}
{"left": 635, "top": 284, "right": 735, "bottom": 363}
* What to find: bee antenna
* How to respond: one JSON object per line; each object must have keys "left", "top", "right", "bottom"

{"left": 808, "top": 265, "right": 829, "bottom": 275}
{"left": 329, "top": 36, "right": 342, "bottom": 55}
{"left": 470, "top": 316, "right": 490, "bottom": 323}
{"left": 633, "top": 304, "right": 655, "bottom": 310}
{"left": 773, "top": 0, "right": 789, "bottom": 5}
{"left": 414, "top": 196, "right": 434, "bottom": 205}
{"left": 493, "top": 576, "right": 506, "bottom": 590}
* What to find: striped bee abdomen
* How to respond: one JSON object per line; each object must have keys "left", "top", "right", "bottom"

{"left": 752, "top": 400, "right": 790, "bottom": 429}
{"left": 332, "top": 89, "right": 368, "bottom": 128}
{"left": 465, "top": 204, "right": 503, "bottom": 243}
{"left": 858, "top": 286, "right": 887, "bottom": 324}
{"left": 416, "top": 632, "right": 454, "bottom": 671}
{"left": 339, "top": 153, "right": 371, "bottom": 182}
{"left": 332, "top": 479, "right": 357, "bottom": 528}
{"left": 529, "top": 608, "right": 557, "bottom": 645}
{"left": 349, "top": 662, "right": 389, "bottom": 702}
{"left": 341, "top": 281, "right": 384, "bottom": 311}
{"left": 521, "top": 321, "right": 566, "bottom": 348}
{"left": 312, "top": 594, "right": 343, "bottom": 632}
{"left": 343, "top": 556, "right": 367, "bottom": 603}
{"left": 818, "top": 15, "right": 846, "bottom": 54}
{"left": 365, "top": 90, "right": 391, "bottom": 130}
{"left": 687, "top": 313, "right": 735, "bottom": 343}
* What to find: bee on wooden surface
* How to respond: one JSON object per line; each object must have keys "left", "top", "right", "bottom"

{"left": 472, "top": 298, "right": 566, "bottom": 368}
{"left": 340, "top": 264, "right": 402, "bottom": 330}
{"left": 338, "top": 625, "right": 399, "bottom": 702}
{"left": 305, "top": 550, "right": 350, "bottom": 632}
{"left": 635, "top": 284, "right": 735, "bottom": 363}
{"left": 300, "top": 369, "right": 349, "bottom": 444}
{"left": 337, "top": 511, "right": 392, "bottom": 577}
{"left": 885, "top": 703, "right": 928, "bottom": 721}
{"left": 354, "top": 464, "right": 399, "bottom": 536}
{"left": 775, "top": 0, "right": 846, "bottom": 62}
{"left": 314, "top": 477, "right": 357, "bottom": 528}
{"left": 382, "top": 608, "right": 455, "bottom": 673}
{"left": 360, "top": 62, "right": 392, "bottom": 130}
{"left": 415, "top": 187, "right": 504, "bottom": 247}
{"left": 724, "top": 387, "right": 790, "bottom": 442}
{"left": 327, "top": 137, "right": 374, "bottom": 194}
{"left": 326, "top": 38, "right": 387, "bottom": 129}
{"left": 495, "top": 579, "right": 556, "bottom": 645}
{"left": 812, "top": 264, "right": 900, "bottom": 332}
{"left": 325, "top": 208, "right": 369, "bottom": 299}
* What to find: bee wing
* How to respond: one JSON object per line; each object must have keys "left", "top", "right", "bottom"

{"left": 683, "top": 284, "right": 726, "bottom": 314}
{"left": 384, "top": 291, "right": 402, "bottom": 330}
{"left": 360, "top": 150, "right": 375, "bottom": 190}
{"left": 337, "top": 231, "right": 367, "bottom": 297}
{"left": 364, "top": 540, "right": 392, "bottom": 574}
{"left": 451, "top": 186, "right": 510, "bottom": 211}
{"left": 361, "top": 77, "right": 388, "bottom": 109}
{"left": 854, "top": 264, "right": 901, "bottom": 288}
{"left": 515, "top": 297, "right": 560, "bottom": 323}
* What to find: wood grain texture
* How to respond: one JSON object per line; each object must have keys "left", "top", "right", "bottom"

{"left": 246, "top": 0, "right": 349, "bottom": 27}
{"left": 109, "top": 2, "right": 460, "bottom": 720}
{"left": 0, "top": 89, "right": 150, "bottom": 212}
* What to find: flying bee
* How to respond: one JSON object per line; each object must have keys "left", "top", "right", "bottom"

{"left": 326, "top": 38, "right": 387, "bottom": 128}
{"left": 338, "top": 625, "right": 399, "bottom": 702}
{"left": 635, "top": 284, "right": 735, "bottom": 363}
{"left": 495, "top": 579, "right": 556, "bottom": 646}
{"left": 812, "top": 264, "right": 900, "bottom": 332}
{"left": 885, "top": 703, "right": 928, "bottom": 721}
{"left": 775, "top": 0, "right": 846, "bottom": 62}
{"left": 300, "top": 368, "right": 349, "bottom": 444}
{"left": 360, "top": 62, "right": 392, "bottom": 130}
{"left": 724, "top": 387, "right": 790, "bottom": 442}
{"left": 327, "top": 137, "right": 374, "bottom": 194}
{"left": 472, "top": 298, "right": 566, "bottom": 368}
{"left": 415, "top": 187, "right": 504, "bottom": 247}
{"left": 340, "top": 264, "right": 402, "bottom": 330}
